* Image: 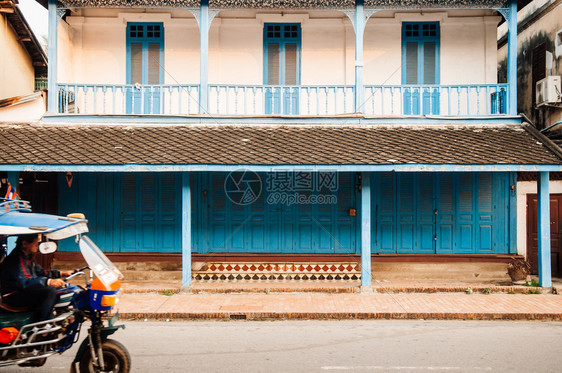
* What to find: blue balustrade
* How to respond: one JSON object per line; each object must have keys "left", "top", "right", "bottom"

{"left": 208, "top": 85, "right": 355, "bottom": 116}
{"left": 57, "top": 83, "right": 508, "bottom": 117}
{"left": 364, "top": 84, "right": 509, "bottom": 116}
{"left": 56, "top": 84, "right": 200, "bottom": 115}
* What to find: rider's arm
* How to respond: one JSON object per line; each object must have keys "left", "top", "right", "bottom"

{"left": 34, "top": 261, "right": 61, "bottom": 279}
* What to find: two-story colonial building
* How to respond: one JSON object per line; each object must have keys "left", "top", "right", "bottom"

{"left": 1, "top": 0, "right": 560, "bottom": 287}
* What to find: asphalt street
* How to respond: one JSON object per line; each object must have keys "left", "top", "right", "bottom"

{"left": 6, "top": 320, "right": 562, "bottom": 372}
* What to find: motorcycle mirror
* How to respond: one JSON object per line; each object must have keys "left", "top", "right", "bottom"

{"left": 39, "top": 241, "right": 57, "bottom": 254}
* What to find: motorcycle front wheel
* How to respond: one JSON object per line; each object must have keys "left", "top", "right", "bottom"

{"left": 79, "top": 339, "right": 131, "bottom": 373}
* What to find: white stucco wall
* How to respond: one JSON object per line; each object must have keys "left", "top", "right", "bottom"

{"left": 0, "top": 13, "right": 35, "bottom": 99}
{"left": 364, "top": 12, "right": 500, "bottom": 86}
{"left": 516, "top": 180, "right": 562, "bottom": 257}
{"left": 59, "top": 9, "right": 499, "bottom": 87}
{"left": 61, "top": 11, "right": 200, "bottom": 85}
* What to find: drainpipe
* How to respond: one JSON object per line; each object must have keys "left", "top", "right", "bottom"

{"left": 507, "top": 0, "right": 518, "bottom": 115}
{"left": 47, "top": 0, "right": 58, "bottom": 113}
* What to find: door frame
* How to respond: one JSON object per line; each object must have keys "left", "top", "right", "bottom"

{"left": 126, "top": 22, "right": 165, "bottom": 114}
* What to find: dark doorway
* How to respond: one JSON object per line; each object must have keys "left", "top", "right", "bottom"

{"left": 527, "top": 194, "right": 562, "bottom": 277}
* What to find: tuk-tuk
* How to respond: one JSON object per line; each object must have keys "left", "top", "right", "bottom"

{"left": 0, "top": 198, "right": 130, "bottom": 372}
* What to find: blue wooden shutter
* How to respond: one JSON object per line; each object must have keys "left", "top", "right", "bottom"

{"left": 477, "top": 173, "right": 493, "bottom": 253}
{"left": 398, "top": 173, "right": 415, "bottom": 253}
{"left": 418, "top": 173, "right": 435, "bottom": 253}
{"left": 457, "top": 173, "right": 475, "bottom": 253}
{"left": 139, "top": 174, "right": 156, "bottom": 252}
{"left": 209, "top": 173, "right": 227, "bottom": 251}
{"left": 423, "top": 42, "right": 436, "bottom": 84}
{"left": 405, "top": 42, "right": 418, "bottom": 84}
{"left": 436, "top": 173, "right": 454, "bottom": 253}
{"left": 159, "top": 173, "right": 179, "bottom": 252}
{"left": 121, "top": 174, "right": 137, "bottom": 251}
{"left": 377, "top": 172, "right": 396, "bottom": 253}
{"left": 335, "top": 172, "right": 355, "bottom": 253}
{"left": 249, "top": 173, "right": 266, "bottom": 252}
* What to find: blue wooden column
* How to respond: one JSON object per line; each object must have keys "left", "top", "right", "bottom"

{"left": 181, "top": 172, "right": 192, "bottom": 287}
{"left": 354, "top": 0, "right": 365, "bottom": 112}
{"left": 361, "top": 172, "right": 372, "bottom": 286}
{"left": 537, "top": 171, "right": 552, "bottom": 287}
{"left": 6, "top": 172, "right": 19, "bottom": 253}
{"left": 507, "top": 0, "right": 518, "bottom": 115}
{"left": 199, "top": 0, "right": 210, "bottom": 113}
{"left": 47, "top": 0, "right": 58, "bottom": 113}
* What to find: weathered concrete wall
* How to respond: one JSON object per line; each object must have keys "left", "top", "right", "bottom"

{"left": 0, "top": 13, "right": 35, "bottom": 99}
{"left": 498, "top": 0, "right": 562, "bottom": 128}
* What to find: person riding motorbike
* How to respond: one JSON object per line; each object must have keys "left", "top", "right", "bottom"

{"left": 0, "top": 234, "right": 72, "bottom": 320}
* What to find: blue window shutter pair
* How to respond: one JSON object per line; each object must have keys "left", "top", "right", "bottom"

{"left": 126, "top": 23, "right": 164, "bottom": 114}
{"left": 402, "top": 22, "right": 440, "bottom": 85}
{"left": 263, "top": 23, "right": 301, "bottom": 115}
{"left": 402, "top": 22, "right": 440, "bottom": 115}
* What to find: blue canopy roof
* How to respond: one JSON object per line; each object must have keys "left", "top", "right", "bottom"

{"left": 0, "top": 199, "right": 88, "bottom": 239}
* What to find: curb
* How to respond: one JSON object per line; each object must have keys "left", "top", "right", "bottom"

{"left": 121, "top": 285, "right": 551, "bottom": 295}
{"left": 116, "top": 312, "right": 562, "bottom": 321}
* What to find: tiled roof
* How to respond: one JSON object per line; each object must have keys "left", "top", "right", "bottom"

{"left": 0, "top": 123, "right": 560, "bottom": 166}
{"left": 1, "top": 1, "right": 47, "bottom": 78}
{"left": 49, "top": 0, "right": 512, "bottom": 10}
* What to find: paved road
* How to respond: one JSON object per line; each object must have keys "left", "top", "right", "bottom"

{"left": 6, "top": 320, "right": 562, "bottom": 372}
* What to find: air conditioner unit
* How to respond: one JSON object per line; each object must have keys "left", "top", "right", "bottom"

{"left": 536, "top": 76, "right": 561, "bottom": 107}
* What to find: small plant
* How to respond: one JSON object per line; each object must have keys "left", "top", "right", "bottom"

{"left": 507, "top": 290, "right": 516, "bottom": 294}
{"left": 481, "top": 288, "right": 492, "bottom": 294}
{"left": 163, "top": 290, "right": 174, "bottom": 296}
{"left": 523, "top": 279, "right": 540, "bottom": 287}
{"left": 465, "top": 288, "right": 473, "bottom": 294}
{"left": 528, "top": 289, "right": 542, "bottom": 294}
{"left": 265, "top": 288, "right": 270, "bottom": 294}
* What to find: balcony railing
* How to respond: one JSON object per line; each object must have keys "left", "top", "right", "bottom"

{"left": 57, "top": 83, "right": 507, "bottom": 117}
{"left": 57, "top": 84, "right": 200, "bottom": 115}
{"left": 363, "top": 84, "right": 508, "bottom": 116}
{"left": 209, "top": 85, "right": 355, "bottom": 116}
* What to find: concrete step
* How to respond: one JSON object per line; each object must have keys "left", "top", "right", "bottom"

{"left": 371, "top": 262, "right": 510, "bottom": 281}
{"left": 53, "top": 260, "right": 511, "bottom": 282}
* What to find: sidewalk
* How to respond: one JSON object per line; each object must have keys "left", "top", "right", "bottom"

{"left": 113, "top": 279, "right": 562, "bottom": 321}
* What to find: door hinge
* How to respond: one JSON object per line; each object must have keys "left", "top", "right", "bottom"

{"left": 434, "top": 235, "right": 437, "bottom": 241}
{"left": 434, "top": 209, "right": 438, "bottom": 215}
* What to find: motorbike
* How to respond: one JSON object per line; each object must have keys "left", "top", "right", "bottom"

{"left": 0, "top": 198, "right": 130, "bottom": 372}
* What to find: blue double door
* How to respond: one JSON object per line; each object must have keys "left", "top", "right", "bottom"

{"left": 372, "top": 172, "right": 514, "bottom": 254}
{"left": 58, "top": 172, "right": 181, "bottom": 253}
{"left": 193, "top": 172, "right": 357, "bottom": 254}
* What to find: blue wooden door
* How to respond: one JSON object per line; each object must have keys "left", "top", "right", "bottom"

{"left": 264, "top": 24, "right": 300, "bottom": 115}
{"left": 372, "top": 172, "right": 511, "bottom": 254}
{"left": 402, "top": 22, "right": 440, "bottom": 115}
{"left": 126, "top": 23, "right": 163, "bottom": 114}
{"left": 436, "top": 173, "right": 454, "bottom": 253}
{"left": 119, "top": 173, "right": 181, "bottom": 253}
{"left": 200, "top": 172, "right": 356, "bottom": 253}
{"left": 57, "top": 172, "right": 181, "bottom": 253}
